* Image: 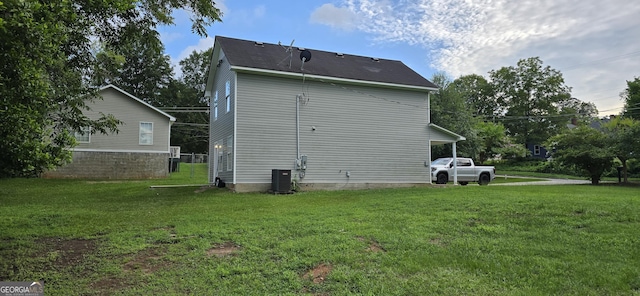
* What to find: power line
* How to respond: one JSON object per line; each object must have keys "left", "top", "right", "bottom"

{"left": 172, "top": 122, "right": 208, "bottom": 127}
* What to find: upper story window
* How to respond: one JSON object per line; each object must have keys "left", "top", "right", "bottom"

{"left": 139, "top": 122, "right": 153, "bottom": 145}
{"left": 74, "top": 126, "right": 91, "bottom": 143}
{"left": 213, "top": 91, "right": 219, "bottom": 120}
{"left": 225, "top": 81, "right": 231, "bottom": 113}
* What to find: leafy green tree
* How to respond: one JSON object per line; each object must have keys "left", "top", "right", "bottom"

{"left": 545, "top": 126, "right": 614, "bottom": 185}
{"left": 602, "top": 117, "right": 640, "bottom": 182}
{"left": 430, "top": 72, "right": 480, "bottom": 159}
{"left": 495, "top": 140, "right": 531, "bottom": 160}
{"left": 475, "top": 121, "right": 507, "bottom": 163}
{"left": 451, "top": 74, "right": 498, "bottom": 118}
{"left": 95, "top": 25, "right": 173, "bottom": 106}
{"left": 490, "top": 57, "right": 572, "bottom": 145}
{"left": 622, "top": 77, "right": 640, "bottom": 120}
{"left": 559, "top": 97, "right": 598, "bottom": 125}
{"left": 160, "top": 80, "right": 209, "bottom": 153}
{"left": 159, "top": 48, "right": 214, "bottom": 153}
{"left": 179, "top": 48, "right": 214, "bottom": 99}
{"left": 0, "top": 0, "right": 222, "bottom": 178}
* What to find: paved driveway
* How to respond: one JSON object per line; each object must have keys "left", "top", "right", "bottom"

{"left": 493, "top": 176, "right": 593, "bottom": 186}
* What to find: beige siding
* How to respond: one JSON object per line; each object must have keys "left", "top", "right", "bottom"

{"left": 76, "top": 87, "right": 172, "bottom": 152}
{"left": 235, "top": 73, "right": 432, "bottom": 185}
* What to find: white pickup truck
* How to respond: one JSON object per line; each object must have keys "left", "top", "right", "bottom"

{"left": 431, "top": 157, "right": 496, "bottom": 185}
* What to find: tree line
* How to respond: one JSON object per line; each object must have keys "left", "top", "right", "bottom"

{"left": 430, "top": 57, "right": 640, "bottom": 184}
{"left": 2, "top": 1, "right": 639, "bottom": 182}
{"left": 0, "top": 0, "right": 221, "bottom": 178}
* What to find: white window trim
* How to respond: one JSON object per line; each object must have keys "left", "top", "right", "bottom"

{"left": 225, "top": 81, "right": 231, "bottom": 113}
{"left": 226, "top": 135, "right": 233, "bottom": 171}
{"left": 533, "top": 145, "right": 541, "bottom": 156}
{"left": 139, "top": 122, "right": 154, "bottom": 145}
{"left": 75, "top": 126, "right": 91, "bottom": 143}
{"left": 213, "top": 91, "right": 219, "bottom": 121}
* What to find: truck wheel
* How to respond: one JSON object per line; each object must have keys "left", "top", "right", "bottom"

{"left": 436, "top": 173, "right": 448, "bottom": 184}
{"left": 478, "top": 173, "right": 490, "bottom": 185}
{"left": 459, "top": 182, "right": 468, "bottom": 186}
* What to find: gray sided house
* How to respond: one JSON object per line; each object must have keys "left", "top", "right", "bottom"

{"left": 44, "top": 85, "right": 176, "bottom": 179}
{"left": 206, "top": 36, "right": 464, "bottom": 192}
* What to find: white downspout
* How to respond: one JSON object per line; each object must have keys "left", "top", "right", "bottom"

{"left": 232, "top": 72, "right": 238, "bottom": 185}
{"left": 426, "top": 92, "right": 431, "bottom": 124}
{"left": 296, "top": 94, "right": 300, "bottom": 160}
{"left": 427, "top": 92, "right": 432, "bottom": 183}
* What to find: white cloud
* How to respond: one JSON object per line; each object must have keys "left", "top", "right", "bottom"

{"left": 172, "top": 37, "right": 216, "bottom": 78}
{"left": 216, "top": 0, "right": 229, "bottom": 16}
{"left": 159, "top": 31, "right": 183, "bottom": 44}
{"left": 333, "top": 0, "right": 640, "bottom": 114}
{"left": 310, "top": 3, "right": 359, "bottom": 30}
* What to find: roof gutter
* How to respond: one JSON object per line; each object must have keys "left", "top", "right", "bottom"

{"left": 230, "top": 66, "right": 439, "bottom": 92}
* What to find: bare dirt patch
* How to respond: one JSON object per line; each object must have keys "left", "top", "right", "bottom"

{"left": 303, "top": 263, "right": 333, "bottom": 284}
{"left": 90, "top": 247, "right": 167, "bottom": 294}
{"left": 90, "top": 276, "right": 135, "bottom": 295}
{"left": 428, "top": 237, "right": 445, "bottom": 247}
{"left": 36, "top": 237, "right": 98, "bottom": 267}
{"left": 194, "top": 185, "right": 217, "bottom": 193}
{"left": 357, "top": 236, "right": 386, "bottom": 253}
{"left": 123, "top": 247, "right": 168, "bottom": 274}
{"left": 206, "top": 241, "right": 241, "bottom": 257}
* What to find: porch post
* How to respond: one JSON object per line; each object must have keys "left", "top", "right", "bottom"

{"left": 427, "top": 140, "right": 432, "bottom": 184}
{"left": 452, "top": 142, "right": 458, "bottom": 184}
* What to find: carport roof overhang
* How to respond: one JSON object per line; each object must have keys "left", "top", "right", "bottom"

{"left": 429, "top": 123, "right": 466, "bottom": 145}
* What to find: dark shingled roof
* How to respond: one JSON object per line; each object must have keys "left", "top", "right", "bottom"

{"left": 216, "top": 36, "right": 438, "bottom": 90}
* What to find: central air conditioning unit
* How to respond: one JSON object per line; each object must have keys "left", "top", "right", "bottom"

{"left": 271, "top": 169, "right": 292, "bottom": 194}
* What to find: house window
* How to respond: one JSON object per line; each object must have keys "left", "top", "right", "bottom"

{"left": 225, "top": 81, "right": 231, "bottom": 113}
{"left": 213, "top": 141, "right": 222, "bottom": 173}
{"left": 139, "top": 122, "right": 153, "bottom": 145}
{"left": 74, "top": 126, "right": 91, "bottom": 143}
{"left": 226, "top": 135, "right": 233, "bottom": 171}
{"left": 216, "top": 141, "right": 223, "bottom": 172}
{"left": 534, "top": 145, "right": 541, "bottom": 156}
{"left": 213, "top": 91, "right": 219, "bottom": 120}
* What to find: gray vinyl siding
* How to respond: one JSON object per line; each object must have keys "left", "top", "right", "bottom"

{"left": 209, "top": 52, "right": 235, "bottom": 182}
{"left": 235, "top": 73, "right": 432, "bottom": 184}
{"left": 76, "top": 88, "right": 171, "bottom": 152}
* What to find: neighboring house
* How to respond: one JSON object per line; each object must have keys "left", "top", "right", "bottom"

{"left": 205, "top": 36, "right": 465, "bottom": 192}
{"left": 44, "top": 85, "right": 176, "bottom": 179}
{"left": 528, "top": 117, "right": 603, "bottom": 159}
{"left": 526, "top": 143, "right": 549, "bottom": 159}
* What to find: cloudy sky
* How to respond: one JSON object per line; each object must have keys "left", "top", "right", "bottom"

{"left": 160, "top": 0, "right": 640, "bottom": 116}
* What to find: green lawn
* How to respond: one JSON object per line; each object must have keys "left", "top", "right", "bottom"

{"left": 1, "top": 176, "right": 639, "bottom": 295}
